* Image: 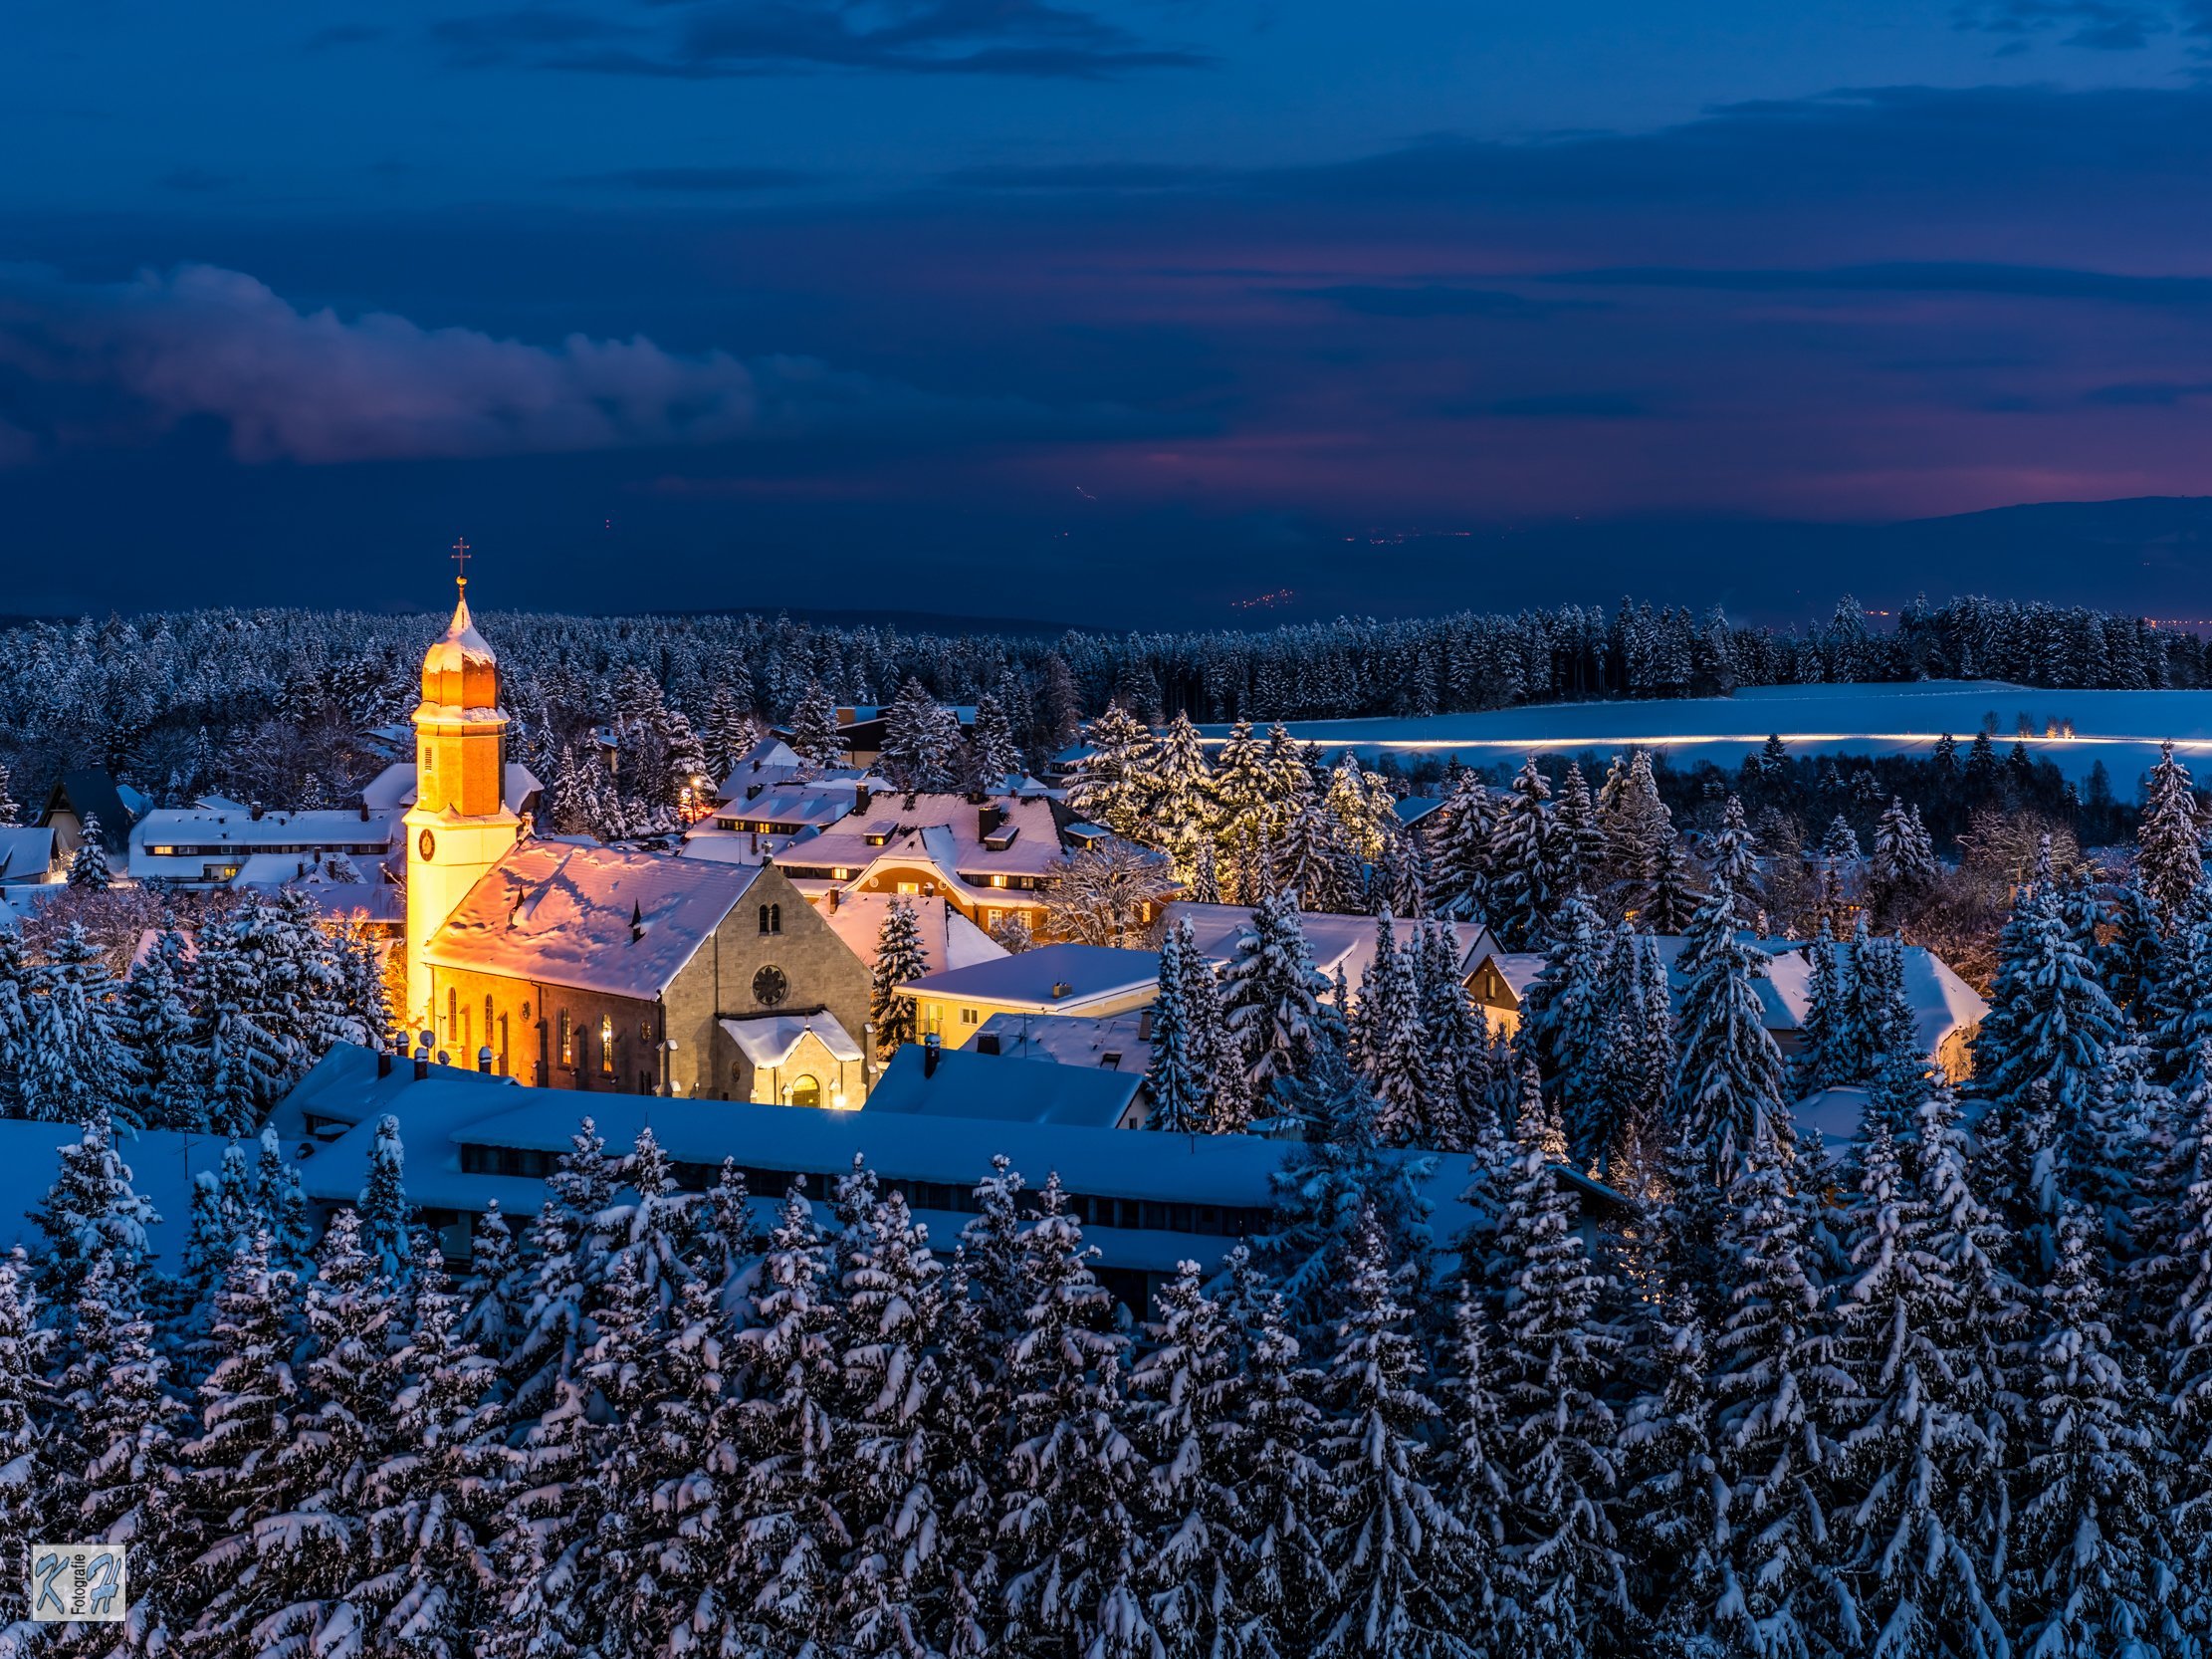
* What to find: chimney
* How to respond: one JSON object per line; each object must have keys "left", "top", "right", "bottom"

{"left": 1138, "top": 1008, "right": 1155, "bottom": 1042}
{"left": 1050, "top": 981, "right": 1073, "bottom": 1000}
{"left": 376, "top": 1050, "right": 393, "bottom": 1079}
{"left": 413, "top": 1053, "right": 430, "bottom": 1081}
{"left": 923, "top": 1032, "right": 942, "bottom": 1077}
{"left": 630, "top": 900, "right": 645, "bottom": 942}
{"left": 854, "top": 784, "right": 871, "bottom": 814}
{"left": 358, "top": 802, "right": 371, "bottom": 822}
{"left": 250, "top": 803, "right": 265, "bottom": 822}
{"left": 478, "top": 1046, "right": 495, "bottom": 1073}
{"left": 826, "top": 887, "right": 840, "bottom": 913}
{"left": 978, "top": 804, "right": 1004, "bottom": 841}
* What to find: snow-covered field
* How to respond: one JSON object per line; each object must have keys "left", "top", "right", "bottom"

{"left": 1208, "top": 680, "right": 2212, "bottom": 790}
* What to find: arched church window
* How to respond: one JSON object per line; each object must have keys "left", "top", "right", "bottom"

{"left": 599, "top": 1014, "right": 615, "bottom": 1073}
{"left": 789, "top": 1074, "right": 821, "bottom": 1107}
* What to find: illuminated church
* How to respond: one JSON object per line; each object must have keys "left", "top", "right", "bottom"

{"left": 402, "top": 572, "right": 874, "bottom": 1105}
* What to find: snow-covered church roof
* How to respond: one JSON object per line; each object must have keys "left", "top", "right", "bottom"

{"left": 423, "top": 840, "right": 766, "bottom": 999}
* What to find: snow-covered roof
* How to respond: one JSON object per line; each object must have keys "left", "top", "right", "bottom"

{"left": 1766, "top": 940, "right": 1988, "bottom": 1055}
{"left": 291, "top": 881, "right": 406, "bottom": 926}
{"left": 867, "top": 1042, "right": 1143, "bottom": 1129}
{"left": 132, "top": 805, "right": 402, "bottom": 855}
{"left": 713, "top": 740, "right": 886, "bottom": 803}
{"left": 1475, "top": 951, "right": 1549, "bottom": 1000}
{"left": 423, "top": 840, "right": 765, "bottom": 999}
{"left": 900, "top": 942, "right": 1161, "bottom": 1011}
{"left": 720, "top": 1012, "right": 864, "bottom": 1069}
{"left": 973, "top": 1008, "right": 1154, "bottom": 1077}
{"left": 774, "top": 793, "right": 1064, "bottom": 883}
{"left": 1164, "top": 902, "right": 1501, "bottom": 989}
{"left": 423, "top": 587, "right": 497, "bottom": 675}
{"left": 707, "top": 785, "right": 862, "bottom": 833}
{"left": 0, "top": 827, "right": 54, "bottom": 881}
{"left": 359, "top": 760, "right": 542, "bottom": 817}
{"left": 816, "top": 891, "right": 1007, "bottom": 978}
{"left": 1794, "top": 1085, "right": 1870, "bottom": 1150}
{"left": 1392, "top": 796, "right": 1444, "bottom": 827}
{"left": 446, "top": 1082, "right": 1491, "bottom": 1274}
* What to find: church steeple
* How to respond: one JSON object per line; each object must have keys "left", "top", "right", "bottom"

{"left": 404, "top": 547, "right": 522, "bottom": 1038}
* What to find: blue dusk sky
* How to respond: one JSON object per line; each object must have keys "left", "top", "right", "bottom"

{"left": 6, "top": 0, "right": 2212, "bottom": 623}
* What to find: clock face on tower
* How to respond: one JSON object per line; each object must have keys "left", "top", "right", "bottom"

{"left": 418, "top": 829, "right": 436, "bottom": 861}
{"left": 753, "top": 965, "right": 789, "bottom": 1007}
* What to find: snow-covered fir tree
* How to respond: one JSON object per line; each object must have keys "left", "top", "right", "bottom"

{"left": 1671, "top": 881, "right": 1790, "bottom": 1186}
{"left": 2010, "top": 1203, "right": 2178, "bottom": 1657}
{"left": 54, "top": 1249, "right": 189, "bottom": 1654}
{"left": 1830, "top": 1118, "right": 2009, "bottom": 1656}
{"left": 0, "top": 1254, "right": 50, "bottom": 1633}
{"left": 1126, "top": 1258, "right": 1263, "bottom": 1659}
{"left": 68, "top": 815, "right": 113, "bottom": 890}
{"left": 1974, "top": 880, "right": 2122, "bottom": 1122}
{"left": 357, "top": 1112, "right": 413, "bottom": 1279}
{"left": 995, "top": 1174, "right": 1154, "bottom": 1659}
{"left": 1427, "top": 772, "right": 1495, "bottom": 923}
{"left": 881, "top": 676, "right": 961, "bottom": 795}
{"left": 1485, "top": 759, "right": 1556, "bottom": 950}
{"left": 1707, "top": 795, "right": 1762, "bottom": 928}
{"left": 30, "top": 1109, "right": 157, "bottom": 1321}
{"left": 1219, "top": 889, "right": 1331, "bottom": 1108}
{"left": 2137, "top": 737, "right": 2204, "bottom": 917}
{"left": 22, "top": 923, "right": 131, "bottom": 1124}
{"left": 869, "top": 895, "right": 932, "bottom": 1059}
{"left": 1705, "top": 1143, "right": 1851, "bottom": 1655}
{"left": 1069, "top": 702, "right": 1159, "bottom": 843}
{"left": 731, "top": 1183, "right": 848, "bottom": 1653}
{"left": 1146, "top": 919, "right": 1211, "bottom": 1135}
{"left": 1256, "top": 1041, "right": 1436, "bottom": 1332}
{"left": 1309, "top": 1216, "right": 1475, "bottom": 1659}
{"left": 788, "top": 681, "right": 847, "bottom": 773}
{"left": 1486, "top": 1100, "right": 1628, "bottom": 1657}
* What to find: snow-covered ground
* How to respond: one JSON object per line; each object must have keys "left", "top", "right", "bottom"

{"left": 1206, "top": 680, "right": 2212, "bottom": 790}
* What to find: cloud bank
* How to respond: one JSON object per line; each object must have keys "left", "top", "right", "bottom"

{"left": 0, "top": 262, "right": 1117, "bottom": 465}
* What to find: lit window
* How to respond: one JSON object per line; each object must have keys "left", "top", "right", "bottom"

{"left": 789, "top": 1074, "right": 821, "bottom": 1107}
{"left": 990, "top": 873, "right": 1006, "bottom": 888}
{"left": 923, "top": 1001, "right": 942, "bottom": 1036}
{"left": 833, "top": 866, "right": 851, "bottom": 880}
{"left": 599, "top": 1015, "right": 615, "bottom": 1074}
{"left": 559, "top": 1011, "right": 573, "bottom": 1066}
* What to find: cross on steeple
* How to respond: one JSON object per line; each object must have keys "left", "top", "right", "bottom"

{"left": 450, "top": 536, "right": 472, "bottom": 588}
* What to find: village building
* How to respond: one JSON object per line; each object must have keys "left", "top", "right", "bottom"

{"left": 812, "top": 888, "right": 1006, "bottom": 979}
{"left": 683, "top": 778, "right": 873, "bottom": 866}
{"left": 130, "top": 802, "right": 406, "bottom": 888}
{"left": 1468, "top": 933, "right": 1987, "bottom": 1080}
{"left": 895, "top": 941, "right": 1162, "bottom": 1050}
{"left": 0, "top": 826, "right": 58, "bottom": 888}
{"left": 1160, "top": 900, "right": 1502, "bottom": 989}
{"left": 868, "top": 1040, "right": 1148, "bottom": 1130}
{"left": 971, "top": 1005, "right": 1155, "bottom": 1075}
{"left": 38, "top": 770, "right": 147, "bottom": 861}
{"left": 770, "top": 790, "right": 1065, "bottom": 935}
{"left": 773, "top": 703, "right": 979, "bottom": 769}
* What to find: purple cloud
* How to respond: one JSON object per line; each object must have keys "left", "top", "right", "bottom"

{"left": 0, "top": 262, "right": 1136, "bottom": 465}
